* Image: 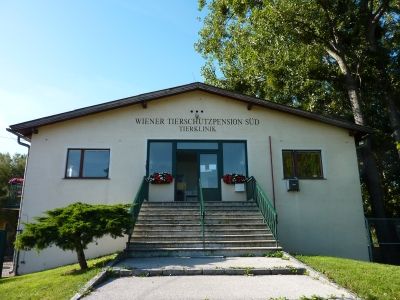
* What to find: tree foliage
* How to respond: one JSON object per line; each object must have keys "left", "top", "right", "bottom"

{"left": 196, "top": 0, "right": 400, "bottom": 216}
{"left": 15, "top": 202, "right": 133, "bottom": 270}
{"left": 0, "top": 152, "right": 26, "bottom": 198}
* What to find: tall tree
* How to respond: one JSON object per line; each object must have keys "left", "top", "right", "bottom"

{"left": 196, "top": 0, "right": 400, "bottom": 218}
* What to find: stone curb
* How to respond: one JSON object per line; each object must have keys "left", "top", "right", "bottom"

{"left": 109, "top": 266, "right": 307, "bottom": 277}
{"left": 70, "top": 253, "right": 124, "bottom": 300}
{"left": 283, "top": 252, "right": 361, "bottom": 300}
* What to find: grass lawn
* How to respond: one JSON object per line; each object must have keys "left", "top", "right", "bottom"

{"left": 0, "top": 254, "right": 116, "bottom": 300}
{"left": 296, "top": 255, "right": 400, "bottom": 300}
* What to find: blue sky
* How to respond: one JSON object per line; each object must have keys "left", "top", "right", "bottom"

{"left": 0, "top": 1, "right": 206, "bottom": 154}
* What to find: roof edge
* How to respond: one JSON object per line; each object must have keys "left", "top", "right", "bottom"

{"left": 9, "top": 82, "right": 372, "bottom": 136}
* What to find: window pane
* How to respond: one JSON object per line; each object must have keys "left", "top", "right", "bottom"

{"left": 282, "top": 151, "right": 294, "bottom": 179}
{"left": 223, "top": 143, "right": 246, "bottom": 175}
{"left": 82, "top": 150, "right": 110, "bottom": 178}
{"left": 66, "top": 150, "right": 81, "bottom": 177}
{"left": 149, "top": 142, "right": 172, "bottom": 174}
{"left": 200, "top": 154, "right": 218, "bottom": 188}
{"left": 295, "top": 151, "right": 322, "bottom": 178}
{"left": 177, "top": 142, "right": 218, "bottom": 150}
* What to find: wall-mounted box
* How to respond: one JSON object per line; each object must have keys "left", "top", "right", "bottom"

{"left": 287, "top": 178, "right": 299, "bottom": 192}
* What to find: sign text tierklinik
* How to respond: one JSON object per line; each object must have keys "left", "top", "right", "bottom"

{"left": 135, "top": 117, "right": 260, "bottom": 132}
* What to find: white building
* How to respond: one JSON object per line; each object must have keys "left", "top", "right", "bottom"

{"left": 8, "top": 82, "right": 370, "bottom": 274}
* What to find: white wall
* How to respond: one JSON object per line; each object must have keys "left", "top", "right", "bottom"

{"left": 17, "top": 90, "right": 369, "bottom": 274}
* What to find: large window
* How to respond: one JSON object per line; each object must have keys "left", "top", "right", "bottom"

{"left": 148, "top": 142, "right": 173, "bottom": 174}
{"left": 65, "top": 149, "right": 110, "bottom": 178}
{"left": 282, "top": 150, "right": 323, "bottom": 179}
{"left": 223, "top": 142, "right": 247, "bottom": 175}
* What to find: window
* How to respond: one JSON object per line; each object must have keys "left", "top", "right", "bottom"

{"left": 65, "top": 149, "right": 110, "bottom": 178}
{"left": 282, "top": 150, "right": 323, "bottom": 179}
{"left": 148, "top": 142, "right": 172, "bottom": 174}
{"left": 177, "top": 142, "right": 218, "bottom": 150}
{"left": 223, "top": 142, "right": 247, "bottom": 175}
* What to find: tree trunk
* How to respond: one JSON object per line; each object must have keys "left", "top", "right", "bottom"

{"left": 359, "top": 137, "right": 386, "bottom": 218}
{"left": 326, "top": 47, "right": 386, "bottom": 218}
{"left": 365, "top": 3, "right": 400, "bottom": 158}
{"left": 76, "top": 242, "right": 88, "bottom": 270}
{"left": 386, "top": 95, "right": 400, "bottom": 159}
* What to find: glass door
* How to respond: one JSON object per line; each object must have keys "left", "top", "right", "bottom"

{"left": 199, "top": 153, "right": 221, "bottom": 201}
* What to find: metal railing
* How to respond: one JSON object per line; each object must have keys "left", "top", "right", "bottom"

{"left": 127, "top": 176, "right": 149, "bottom": 243}
{"left": 365, "top": 217, "right": 400, "bottom": 264}
{"left": 246, "top": 176, "right": 278, "bottom": 242}
{"left": 199, "top": 179, "right": 205, "bottom": 248}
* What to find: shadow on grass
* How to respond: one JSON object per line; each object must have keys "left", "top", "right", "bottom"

{"left": 62, "top": 257, "right": 115, "bottom": 276}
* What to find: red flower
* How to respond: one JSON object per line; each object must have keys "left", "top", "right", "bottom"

{"left": 148, "top": 172, "right": 173, "bottom": 184}
{"left": 8, "top": 178, "right": 24, "bottom": 185}
{"left": 222, "top": 174, "right": 246, "bottom": 184}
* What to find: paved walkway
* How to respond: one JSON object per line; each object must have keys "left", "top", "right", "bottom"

{"left": 83, "top": 256, "right": 357, "bottom": 299}
{"left": 85, "top": 275, "right": 355, "bottom": 300}
{"left": 112, "top": 256, "right": 306, "bottom": 276}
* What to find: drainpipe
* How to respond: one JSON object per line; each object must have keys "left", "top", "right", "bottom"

{"left": 6, "top": 128, "right": 30, "bottom": 275}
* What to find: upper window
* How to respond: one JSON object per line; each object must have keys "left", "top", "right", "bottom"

{"left": 223, "top": 142, "right": 247, "bottom": 175}
{"left": 65, "top": 149, "right": 110, "bottom": 178}
{"left": 148, "top": 142, "right": 173, "bottom": 174}
{"left": 282, "top": 150, "right": 323, "bottom": 179}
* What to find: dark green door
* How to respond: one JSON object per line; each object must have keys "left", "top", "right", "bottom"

{"left": 199, "top": 153, "right": 221, "bottom": 201}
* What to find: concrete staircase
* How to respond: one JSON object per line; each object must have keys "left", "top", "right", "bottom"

{"left": 125, "top": 201, "right": 281, "bottom": 257}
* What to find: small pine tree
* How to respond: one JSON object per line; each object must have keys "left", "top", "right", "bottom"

{"left": 15, "top": 202, "right": 133, "bottom": 270}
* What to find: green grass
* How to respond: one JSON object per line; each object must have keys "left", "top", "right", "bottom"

{"left": 296, "top": 255, "right": 400, "bottom": 300}
{"left": 0, "top": 254, "right": 116, "bottom": 300}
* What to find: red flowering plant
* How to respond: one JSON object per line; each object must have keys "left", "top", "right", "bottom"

{"left": 222, "top": 174, "right": 247, "bottom": 184}
{"left": 8, "top": 178, "right": 24, "bottom": 185}
{"left": 147, "top": 172, "right": 173, "bottom": 184}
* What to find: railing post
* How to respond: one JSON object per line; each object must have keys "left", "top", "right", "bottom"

{"left": 127, "top": 176, "right": 148, "bottom": 244}
{"left": 199, "top": 179, "right": 205, "bottom": 250}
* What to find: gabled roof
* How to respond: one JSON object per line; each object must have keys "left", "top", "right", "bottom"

{"left": 8, "top": 82, "right": 371, "bottom": 138}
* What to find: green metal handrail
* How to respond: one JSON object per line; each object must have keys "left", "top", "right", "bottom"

{"left": 127, "top": 176, "right": 149, "bottom": 243}
{"left": 199, "top": 179, "right": 205, "bottom": 248}
{"left": 246, "top": 176, "right": 278, "bottom": 242}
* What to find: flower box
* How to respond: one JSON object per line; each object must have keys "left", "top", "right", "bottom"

{"left": 147, "top": 172, "right": 173, "bottom": 184}
{"left": 222, "top": 174, "right": 247, "bottom": 184}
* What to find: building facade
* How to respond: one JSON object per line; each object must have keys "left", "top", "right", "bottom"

{"left": 9, "top": 83, "right": 370, "bottom": 274}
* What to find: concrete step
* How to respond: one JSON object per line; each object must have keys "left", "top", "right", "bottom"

{"left": 131, "top": 234, "right": 273, "bottom": 241}
{"left": 138, "top": 211, "right": 261, "bottom": 217}
{"left": 128, "top": 240, "right": 277, "bottom": 249}
{"left": 112, "top": 256, "right": 306, "bottom": 277}
{"left": 135, "top": 217, "right": 264, "bottom": 225}
{"left": 133, "top": 224, "right": 268, "bottom": 231}
{"left": 125, "top": 247, "right": 282, "bottom": 258}
{"left": 142, "top": 201, "right": 256, "bottom": 206}
{"left": 132, "top": 228, "right": 271, "bottom": 237}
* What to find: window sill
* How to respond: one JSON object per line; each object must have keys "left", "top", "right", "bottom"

{"left": 282, "top": 178, "right": 326, "bottom": 180}
{"left": 63, "top": 177, "right": 110, "bottom": 180}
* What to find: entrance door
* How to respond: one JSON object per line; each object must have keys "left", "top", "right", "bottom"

{"left": 199, "top": 153, "right": 221, "bottom": 201}
{"left": 175, "top": 148, "right": 221, "bottom": 202}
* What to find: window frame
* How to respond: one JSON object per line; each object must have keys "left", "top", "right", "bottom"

{"left": 64, "top": 148, "right": 110, "bottom": 179}
{"left": 222, "top": 141, "right": 248, "bottom": 176}
{"left": 282, "top": 149, "right": 324, "bottom": 179}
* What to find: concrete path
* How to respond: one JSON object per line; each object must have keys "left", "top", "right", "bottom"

{"left": 112, "top": 256, "right": 306, "bottom": 276}
{"left": 82, "top": 256, "right": 357, "bottom": 299}
{"left": 85, "top": 275, "right": 355, "bottom": 300}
